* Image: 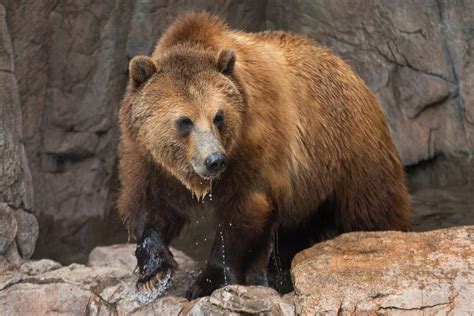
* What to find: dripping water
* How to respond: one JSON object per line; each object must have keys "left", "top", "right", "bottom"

{"left": 218, "top": 223, "right": 229, "bottom": 285}
{"left": 272, "top": 229, "right": 284, "bottom": 288}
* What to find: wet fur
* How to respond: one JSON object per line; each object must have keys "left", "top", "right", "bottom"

{"left": 117, "top": 12, "right": 412, "bottom": 299}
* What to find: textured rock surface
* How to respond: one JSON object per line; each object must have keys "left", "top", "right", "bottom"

{"left": 0, "top": 244, "right": 294, "bottom": 315}
{"left": 2, "top": 228, "right": 473, "bottom": 315}
{"left": 1, "top": 1, "right": 473, "bottom": 263}
{"left": 88, "top": 244, "right": 200, "bottom": 297}
{"left": 0, "top": 204, "right": 17, "bottom": 254}
{"left": 188, "top": 286, "right": 296, "bottom": 315}
{"left": 0, "top": 4, "right": 37, "bottom": 264}
{"left": 292, "top": 226, "right": 474, "bottom": 315}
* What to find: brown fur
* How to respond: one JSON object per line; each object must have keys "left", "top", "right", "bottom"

{"left": 117, "top": 12, "right": 411, "bottom": 298}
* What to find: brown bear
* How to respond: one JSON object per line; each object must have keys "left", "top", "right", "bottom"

{"left": 117, "top": 12, "right": 411, "bottom": 299}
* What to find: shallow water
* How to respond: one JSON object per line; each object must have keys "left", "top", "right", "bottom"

{"left": 411, "top": 185, "right": 474, "bottom": 232}
{"left": 173, "top": 185, "right": 474, "bottom": 261}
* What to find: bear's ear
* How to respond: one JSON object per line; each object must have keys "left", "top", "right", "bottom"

{"left": 129, "top": 55, "right": 157, "bottom": 88}
{"left": 216, "top": 49, "right": 236, "bottom": 75}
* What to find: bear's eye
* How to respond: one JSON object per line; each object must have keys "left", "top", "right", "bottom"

{"left": 176, "top": 117, "right": 193, "bottom": 136}
{"left": 213, "top": 111, "right": 224, "bottom": 130}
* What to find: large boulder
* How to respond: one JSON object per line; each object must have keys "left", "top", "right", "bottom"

{"left": 292, "top": 226, "right": 474, "bottom": 315}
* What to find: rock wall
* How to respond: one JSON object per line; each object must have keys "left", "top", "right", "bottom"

{"left": 1, "top": 1, "right": 473, "bottom": 263}
{"left": 0, "top": 4, "right": 38, "bottom": 266}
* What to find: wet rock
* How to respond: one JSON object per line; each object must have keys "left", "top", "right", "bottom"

{"left": 188, "top": 285, "right": 296, "bottom": 316}
{"left": 292, "top": 226, "right": 474, "bottom": 315}
{"left": 88, "top": 244, "right": 200, "bottom": 297}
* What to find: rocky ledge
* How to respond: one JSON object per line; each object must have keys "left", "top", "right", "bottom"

{"left": 0, "top": 226, "right": 472, "bottom": 315}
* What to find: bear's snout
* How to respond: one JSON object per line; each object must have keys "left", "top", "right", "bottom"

{"left": 205, "top": 152, "right": 228, "bottom": 175}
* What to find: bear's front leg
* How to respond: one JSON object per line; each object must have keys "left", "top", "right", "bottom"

{"left": 186, "top": 192, "right": 275, "bottom": 299}
{"left": 135, "top": 227, "right": 177, "bottom": 291}
{"left": 131, "top": 206, "right": 187, "bottom": 292}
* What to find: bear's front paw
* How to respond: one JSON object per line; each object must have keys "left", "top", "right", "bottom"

{"left": 135, "top": 228, "right": 177, "bottom": 292}
{"left": 186, "top": 266, "right": 228, "bottom": 300}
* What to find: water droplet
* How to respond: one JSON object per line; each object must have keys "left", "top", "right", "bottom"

{"left": 204, "top": 237, "right": 207, "bottom": 242}
{"left": 229, "top": 223, "right": 232, "bottom": 227}
{"left": 219, "top": 230, "right": 228, "bottom": 285}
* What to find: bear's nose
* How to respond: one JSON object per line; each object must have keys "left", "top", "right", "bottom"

{"left": 205, "top": 152, "right": 228, "bottom": 175}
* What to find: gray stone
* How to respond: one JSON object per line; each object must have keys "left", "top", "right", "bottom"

{"left": 14, "top": 209, "right": 39, "bottom": 258}
{"left": 0, "top": 4, "right": 34, "bottom": 211}
{"left": 0, "top": 203, "right": 17, "bottom": 254}
{"left": 4, "top": 240, "right": 21, "bottom": 267}
{"left": 20, "top": 259, "right": 62, "bottom": 275}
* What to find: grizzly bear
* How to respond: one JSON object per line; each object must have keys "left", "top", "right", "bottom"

{"left": 117, "top": 12, "right": 411, "bottom": 299}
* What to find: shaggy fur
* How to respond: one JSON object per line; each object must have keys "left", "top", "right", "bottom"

{"left": 117, "top": 12, "right": 411, "bottom": 299}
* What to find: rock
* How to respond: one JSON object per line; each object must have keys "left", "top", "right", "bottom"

{"left": 188, "top": 285, "right": 296, "bottom": 316}
{"left": 88, "top": 244, "right": 200, "bottom": 297}
{"left": 0, "top": 283, "right": 94, "bottom": 315}
{"left": 20, "top": 259, "right": 62, "bottom": 275}
{"left": 4, "top": 240, "right": 22, "bottom": 267}
{"left": 0, "top": 270, "right": 21, "bottom": 291}
{"left": 0, "top": 248, "right": 190, "bottom": 315}
{"left": 88, "top": 243, "right": 136, "bottom": 271}
{"left": 291, "top": 226, "right": 474, "bottom": 315}
{"left": 14, "top": 209, "right": 39, "bottom": 258}
{"left": 2, "top": 228, "right": 474, "bottom": 315}
{"left": 0, "top": 5, "right": 34, "bottom": 211}
{"left": 0, "top": 203, "right": 17, "bottom": 254}
{"left": 0, "top": 3, "right": 37, "bottom": 266}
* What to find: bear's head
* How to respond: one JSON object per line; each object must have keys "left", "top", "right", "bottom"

{"left": 123, "top": 47, "right": 244, "bottom": 199}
